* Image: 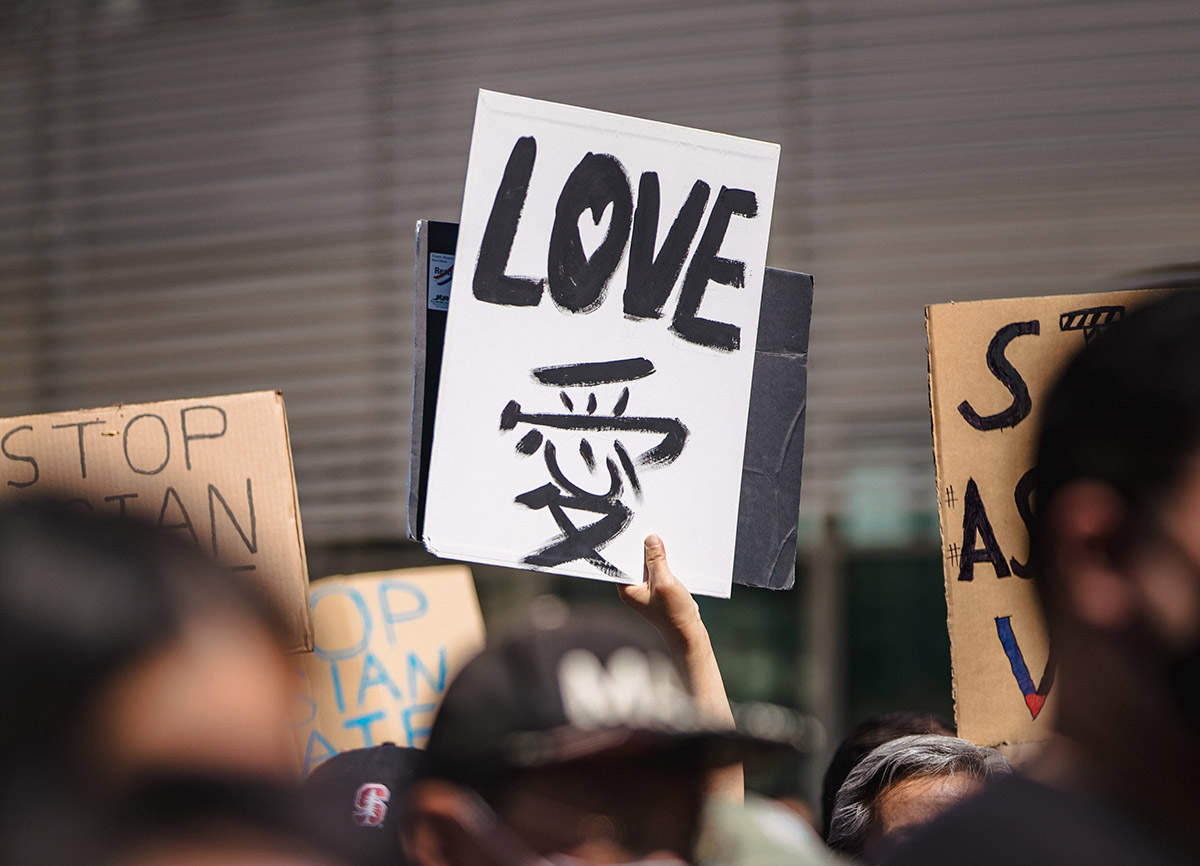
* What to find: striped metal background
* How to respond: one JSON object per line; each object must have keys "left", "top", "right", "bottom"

{"left": 3, "top": 0, "right": 1199, "bottom": 546}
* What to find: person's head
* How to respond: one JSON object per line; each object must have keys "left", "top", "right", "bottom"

{"left": 0, "top": 497, "right": 297, "bottom": 788}
{"left": 302, "top": 743, "right": 424, "bottom": 866}
{"left": 826, "top": 734, "right": 1009, "bottom": 863}
{"left": 402, "top": 612, "right": 787, "bottom": 866}
{"left": 1031, "top": 288, "right": 1200, "bottom": 744}
{"left": 106, "top": 774, "right": 352, "bottom": 866}
{"left": 819, "top": 711, "right": 954, "bottom": 840}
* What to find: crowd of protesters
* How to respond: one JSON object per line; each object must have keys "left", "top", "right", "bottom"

{"left": 3, "top": 289, "right": 1200, "bottom": 865}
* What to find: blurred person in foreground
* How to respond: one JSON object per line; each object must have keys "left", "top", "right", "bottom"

{"left": 818, "top": 711, "right": 955, "bottom": 841}
{"left": 826, "top": 734, "right": 1009, "bottom": 862}
{"left": 401, "top": 536, "right": 830, "bottom": 866}
{"left": 885, "top": 288, "right": 1200, "bottom": 865}
{"left": 0, "top": 498, "right": 328, "bottom": 865}
{"left": 106, "top": 773, "right": 348, "bottom": 866}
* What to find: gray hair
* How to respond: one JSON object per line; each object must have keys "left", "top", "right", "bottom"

{"left": 826, "top": 734, "right": 1011, "bottom": 859}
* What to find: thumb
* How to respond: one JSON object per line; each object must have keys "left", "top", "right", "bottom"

{"left": 618, "top": 579, "right": 650, "bottom": 606}
{"left": 644, "top": 534, "right": 668, "bottom": 585}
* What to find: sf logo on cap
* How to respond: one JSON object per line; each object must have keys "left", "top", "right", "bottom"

{"left": 353, "top": 783, "right": 391, "bottom": 827}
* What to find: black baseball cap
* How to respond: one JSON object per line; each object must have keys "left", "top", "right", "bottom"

{"left": 422, "top": 611, "right": 794, "bottom": 792}
{"left": 303, "top": 743, "right": 424, "bottom": 866}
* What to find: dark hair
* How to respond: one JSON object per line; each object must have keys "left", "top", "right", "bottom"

{"left": 819, "top": 710, "right": 954, "bottom": 840}
{"left": 826, "top": 734, "right": 1010, "bottom": 858}
{"left": 107, "top": 774, "right": 350, "bottom": 866}
{"left": 0, "top": 497, "right": 288, "bottom": 760}
{"left": 1032, "top": 288, "right": 1200, "bottom": 602}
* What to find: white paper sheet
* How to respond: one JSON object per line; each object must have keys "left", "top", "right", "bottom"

{"left": 423, "top": 91, "right": 779, "bottom": 597}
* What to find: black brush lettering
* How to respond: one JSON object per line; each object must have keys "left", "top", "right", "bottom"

{"left": 671, "top": 186, "right": 757, "bottom": 351}
{"left": 612, "top": 387, "right": 630, "bottom": 417}
{"left": 957, "top": 321, "right": 1039, "bottom": 430}
{"left": 474, "top": 136, "right": 544, "bottom": 306}
{"left": 624, "top": 174, "right": 710, "bottom": 319}
{"left": 613, "top": 440, "right": 641, "bottom": 497}
{"left": 532, "top": 358, "right": 655, "bottom": 387}
{"left": 547, "top": 153, "right": 633, "bottom": 313}
{"left": 516, "top": 429, "right": 543, "bottom": 455}
{"left": 1009, "top": 467, "right": 1037, "bottom": 578}
{"left": 958, "top": 477, "right": 1011, "bottom": 581}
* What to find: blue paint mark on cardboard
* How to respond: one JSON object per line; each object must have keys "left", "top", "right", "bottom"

{"left": 293, "top": 566, "right": 483, "bottom": 776}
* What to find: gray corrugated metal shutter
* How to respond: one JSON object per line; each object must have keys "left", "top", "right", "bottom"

{"left": 799, "top": 0, "right": 1200, "bottom": 540}
{"left": 0, "top": 5, "right": 42, "bottom": 416}
{"left": 5, "top": 0, "right": 1200, "bottom": 547}
{"left": 2, "top": 0, "right": 408, "bottom": 542}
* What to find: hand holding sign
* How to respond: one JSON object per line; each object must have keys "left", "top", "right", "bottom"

{"left": 618, "top": 534, "right": 704, "bottom": 655}
{"left": 619, "top": 533, "right": 742, "bottom": 802}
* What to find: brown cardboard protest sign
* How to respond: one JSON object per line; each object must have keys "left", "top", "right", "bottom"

{"left": 0, "top": 391, "right": 312, "bottom": 651}
{"left": 928, "top": 289, "right": 1163, "bottom": 745}
{"left": 294, "top": 566, "right": 485, "bottom": 775}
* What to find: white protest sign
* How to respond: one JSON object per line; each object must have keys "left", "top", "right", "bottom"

{"left": 294, "top": 566, "right": 484, "bottom": 775}
{"left": 423, "top": 91, "right": 780, "bottom": 597}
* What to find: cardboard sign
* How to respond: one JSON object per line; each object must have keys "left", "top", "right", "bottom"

{"left": 422, "top": 91, "right": 780, "bottom": 597}
{"left": 411, "top": 221, "right": 812, "bottom": 590}
{"left": 294, "top": 566, "right": 484, "bottom": 775}
{"left": 927, "top": 289, "right": 1162, "bottom": 745}
{"left": 0, "top": 391, "right": 312, "bottom": 651}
